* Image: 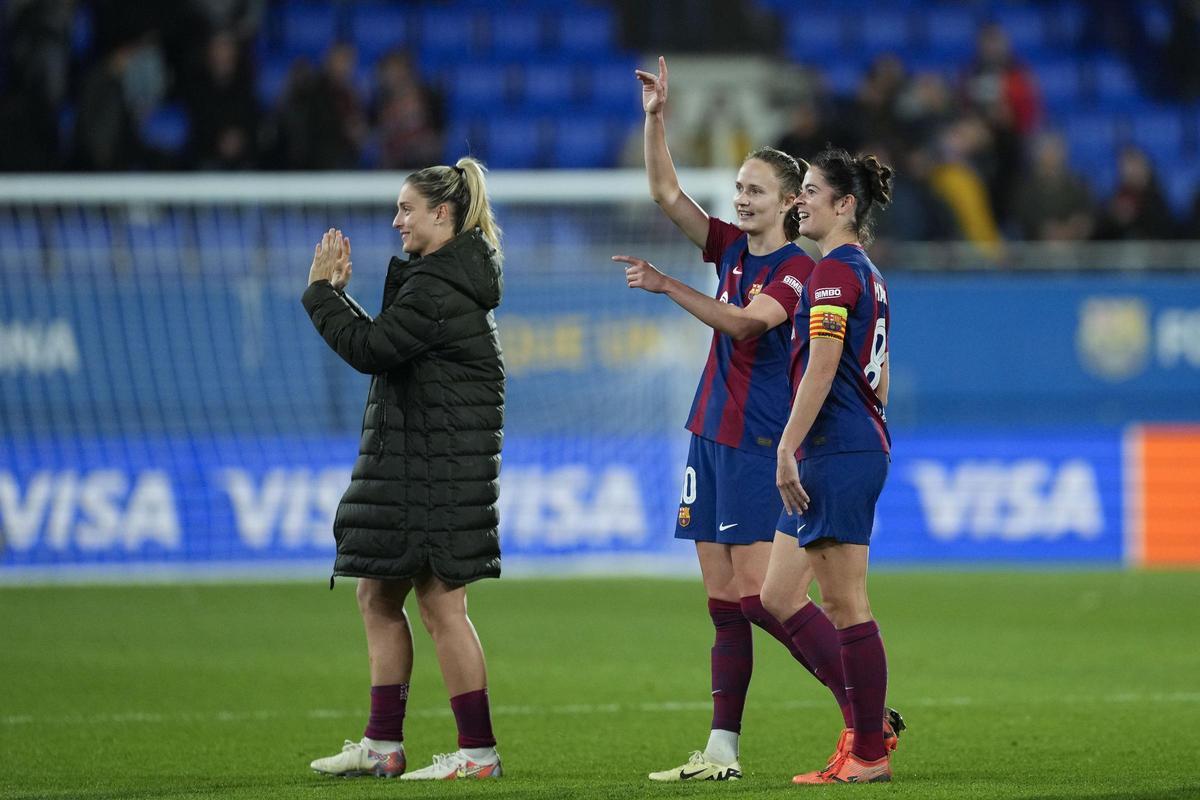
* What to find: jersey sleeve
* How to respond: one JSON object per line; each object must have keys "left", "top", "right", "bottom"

{"left": 702, "top": 216, "right": 744, "bottom": 265}
{"left": 759, "top": 254, "right": 815, "bottom": 317}
{"left": 806, "top": 259, "right": 862, "bottom": 343}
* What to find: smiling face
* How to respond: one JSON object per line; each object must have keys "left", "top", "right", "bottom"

{"left": 393, "top": 182, "right": 450, "bottom": 255}
{"left": 733, "top": 158, "right": 796, "bottom": 239}
{"left": 796, "top": 166, "right": 855, "bottom": 244}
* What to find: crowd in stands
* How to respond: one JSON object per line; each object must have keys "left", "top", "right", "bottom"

{"left": 3, "top": 0, "right": 1200, "bottom": 245}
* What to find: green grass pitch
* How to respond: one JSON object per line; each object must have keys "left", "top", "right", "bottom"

{"left": 2, "top": 571, "right": 1198, "bottom": 799}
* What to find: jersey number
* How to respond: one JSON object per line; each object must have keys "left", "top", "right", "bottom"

{"left": 864, "top": 318, "right": 887, "bottom": 390}
{"left": 680, "top": 467, "right": 697, "bottom": 505}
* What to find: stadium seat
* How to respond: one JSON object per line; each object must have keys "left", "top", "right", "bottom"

{"left": 858, "top": 10, "right": 912, "bottom": 58}
{"left": 919, "top": 5, "right": 977, "bottom": 59}
{"left": 1130, "top": 108, "right": 1187, "bottom": 168}
{"left": 278, "top": 2, "right": 339, "bottom": 61}
{"left": 481, "top": 116, "right": 546, "bottom": 168}
{"left": 256, "top": 56, "right": 294, "bottom": 110}
{"left": 557, "top": 7, "right": 616, "bottom": 53}
{"left": 552, "top": 117, "right": 618, "bottom": 168}
{"left": 490, "top": 11, "right": 546, "bottom": 54}
{"left": 141, "top": 105, "right": 189, "bottom": 155}
{"left": 442, "top": 118, "right": 481, "bottom": 164}
{"left": 587, "top": 61, "right": 639, "bottom": 113}
{"left": 1031, "top": 59, "right": 1085, "bottom": 108}
{"left": 347, "top": 3, "right": 409, "bottom": 62}
{"left": 817, "top": 62, "right": 866, "bottom": 97}
{"left": 1162, "top": 164, "right": 1198, "bottom": 218}
{"left": 787, "top": 13, "right": 844, "bottom": 60}
{"left": 1090, "top": 57, "right": 1140, "bottom": 103}
{"left": 518, "top": 62, "right": 579, "bottom": 110}
{"left": 990, "top": 6, "right": 1047, "bottom": 53}
{"left": 420, "top": 10, "right": 481, "bottom": 55}
{"left": 448, "top": 64, "right": 513, "bottom": 112}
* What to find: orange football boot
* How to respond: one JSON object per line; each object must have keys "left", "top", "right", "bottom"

{"left": 791, "top": 706, "right": 905, "bottom": 784}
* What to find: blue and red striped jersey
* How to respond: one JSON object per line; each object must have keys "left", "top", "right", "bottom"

{"left": 686, "top": 217, "right": 815, "bottom": 453}
{"left": 788, "top": 243, "right": 890, "bottom": 458}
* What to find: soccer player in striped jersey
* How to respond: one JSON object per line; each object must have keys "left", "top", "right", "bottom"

{"left": 763, "top": 148, "right": 901, "bottom": 784}
{"left": 616, "top": 56, "right": 829, "bottom": 782}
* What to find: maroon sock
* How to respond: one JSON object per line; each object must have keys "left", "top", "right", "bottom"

{"left": 363, "top": 683, "right": 408, "bottom": 742}
{"left": 839, "top": 620, "right": 888, "bottom": 761}
{"left": 782, "top": 603, "right": 854, "bottom": 727}
{"left": 449, "top": 688, "right": 496, "bottom": 749}
{"left": 708, "top": 598, "right": 753, "bottom": 734}
{"left": 739, "top": 595, "right": 821, "bottom": 680}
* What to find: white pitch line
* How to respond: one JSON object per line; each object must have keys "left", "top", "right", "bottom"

{"left": 3, "top": 692, "right": 1199, "bottom": 728}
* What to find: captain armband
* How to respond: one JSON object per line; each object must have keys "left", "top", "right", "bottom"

{"left": 809, "top": 304, "right": 848, "bottom": 341}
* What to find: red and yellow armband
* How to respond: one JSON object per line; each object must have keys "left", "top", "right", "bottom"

{"left": 809, "top": 305, "right": 848, "bottom": 341}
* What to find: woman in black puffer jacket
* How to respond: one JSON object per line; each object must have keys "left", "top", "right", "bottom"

{"left": 301, "top": 157, "right": 506, "bottom": 781}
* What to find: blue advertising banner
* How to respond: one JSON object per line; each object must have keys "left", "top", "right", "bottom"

{"left": 0, "top": 428, "right": 1123, "bottom": 574}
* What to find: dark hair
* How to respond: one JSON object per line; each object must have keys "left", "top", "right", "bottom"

{"left": 404, "top": 156, "right": 503, "bottom": 256}
{"left": 744, "top": 146, "right": 810, "bottom": 241}
{"left": 809, "top": 147, "right": 894, "bottom": 246}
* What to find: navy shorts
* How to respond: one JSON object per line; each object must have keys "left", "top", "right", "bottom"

{"left": 675, "top": 435, "right": 782, "bottom": 545}
{"left": 776, "top": 451, "right": 889, "bottom": 547}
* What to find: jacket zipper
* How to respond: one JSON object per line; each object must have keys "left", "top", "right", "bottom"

{"left": 377, "top": 374, "right": 387, "bottom": 458}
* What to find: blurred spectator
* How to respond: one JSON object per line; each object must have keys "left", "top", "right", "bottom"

{"left": 370, "top": 51, "right": 444, "bottom": 168}
{"left": 187, "top": 30, "right": 258, "bottom": 169}
{"left": 1093, "top": 146, "right": 1175, "bottom": 241}
{"left": 775, "top": 100, "right": 842, "bottom": 163}
{"left": 1163, "top": 0, "right": 1200, "bottom": 100}
{"left": 928, "top": 117, "right": 1003, "bottom": 256}
{"left": 964, "top": 23, "right": 1039, "bottom": 230}
{"left": 1012, "top": 132, "right": 1095, "bottom": 241}
{"left": 0, "top": 0, "right": 73, "bottom": 170}
{"left": 186, "top": 0, "right": 265, "bottom": 42}
{"left": 268, "top": 44, "right": 367, "bottom": 170}
{"left": 849, "top": 55, "right": 906, "bottom": 152}
{"left": 72, "top": 40, "right": 147, "bottom": 170}
{"left": 895, "top": 73, "right": 955, "bottom": 150}
{"left": 870, "top": 144, "right": 957, "bottom": 246}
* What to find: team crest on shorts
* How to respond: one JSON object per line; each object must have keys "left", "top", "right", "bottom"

{"left": 678, "top": 506, "right": 691, "bottom": 527}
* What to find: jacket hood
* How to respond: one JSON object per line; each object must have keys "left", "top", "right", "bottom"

{"left": 407, "top": 228, "right": 503, "bottom": 310}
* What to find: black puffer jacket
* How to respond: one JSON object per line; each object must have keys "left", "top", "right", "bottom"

{"left": 301, "top": 228, "right": 504, "bottom": 584}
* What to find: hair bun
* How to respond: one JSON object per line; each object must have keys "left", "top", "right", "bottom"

{"left": 857, "top": 155, "right": 894, "bottom": 208}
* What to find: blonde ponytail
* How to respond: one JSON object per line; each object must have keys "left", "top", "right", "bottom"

{"left": 404, "top": 157, "right": 504, "bottom": 260}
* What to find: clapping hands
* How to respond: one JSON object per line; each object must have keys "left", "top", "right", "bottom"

{"left": 309, "top": 228, "right": 353, "bottom": 290}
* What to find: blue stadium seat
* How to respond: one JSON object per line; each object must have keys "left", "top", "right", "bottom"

{"left": 278, "top": 2, "right": 338, "bottom": 61}
{"left": 990, "top": 6, "right": 1047, "bottom": 53}
{"left": 553, "top": 117, "right": 619, "bottom": 168}
{"left": 420, "top": 10, "right": 481, "bottom": 55}
{"left": 518, "top": 62, "right": 578, "bottom": 110}
{"left": 920, "top": 5, "right": 977, "bottom": 59}
{"left": 347, "top": 3, "right": 409, "bottom": 62}
{"left": 1031, "top": 59, "right": 1085, "bottom": 108}
{"left": 1130, "top": 108, "right": 1186, "bottom": 166}
{"left": 557, "top": 7, "right": 616, "bottom": 53}
{"left": 442, "top": 119, "right": 481, "bottom": 164}
{"left": 787, "top": 13, "right": 844, "bottom": 61}
{"left": 490, "top": 11, "right": 546, "bottom": 54}
{"left": 1090, "top": 57, "right": 1139, "bottom": 103}
{"left": 447, "top": 64, "right": 512, "bottom": 112}
{"left": 1051, "top": 1, "right": 1086, "bottom": 47}
{"left": 141, "top": 105, "right": 189, "bottom": 154}
{"left": 1163, "top": 164, "right": 1198, "bottom": 218}
{"left": 587, "top": 61, "right": 639, "bottom": 113}
{"left": 256, "top": 56, "right": 294, "bottom": 109}
{"left": 817, "top": 62, "right": 865, "bottom": 97}
{"left": 481, "top": 116, "right": 546, "bottom": 168}
{"left": 858, "top": 10, "right": 912, "bottom": 58}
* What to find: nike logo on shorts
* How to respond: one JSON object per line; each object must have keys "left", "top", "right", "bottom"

{"left": 718, "top": 523, "right": 739, "bottom": 531}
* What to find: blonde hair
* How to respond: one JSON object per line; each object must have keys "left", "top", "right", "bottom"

{"left": 405, "top": 157, "right": 503, "bottom": 258}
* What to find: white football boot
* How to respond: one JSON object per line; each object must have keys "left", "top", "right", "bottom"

{"left": 309, "top": 738, "right": 405, "bottom": 778}
{"left": 400, "top": 749, "right": 502, "bottom": 780}
{"left": 648, "top": 750, "right": 743, "bottom": 781}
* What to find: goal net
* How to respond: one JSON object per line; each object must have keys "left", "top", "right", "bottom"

{"left": 0, "top": 170, "right": 732, "bottom": 579}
